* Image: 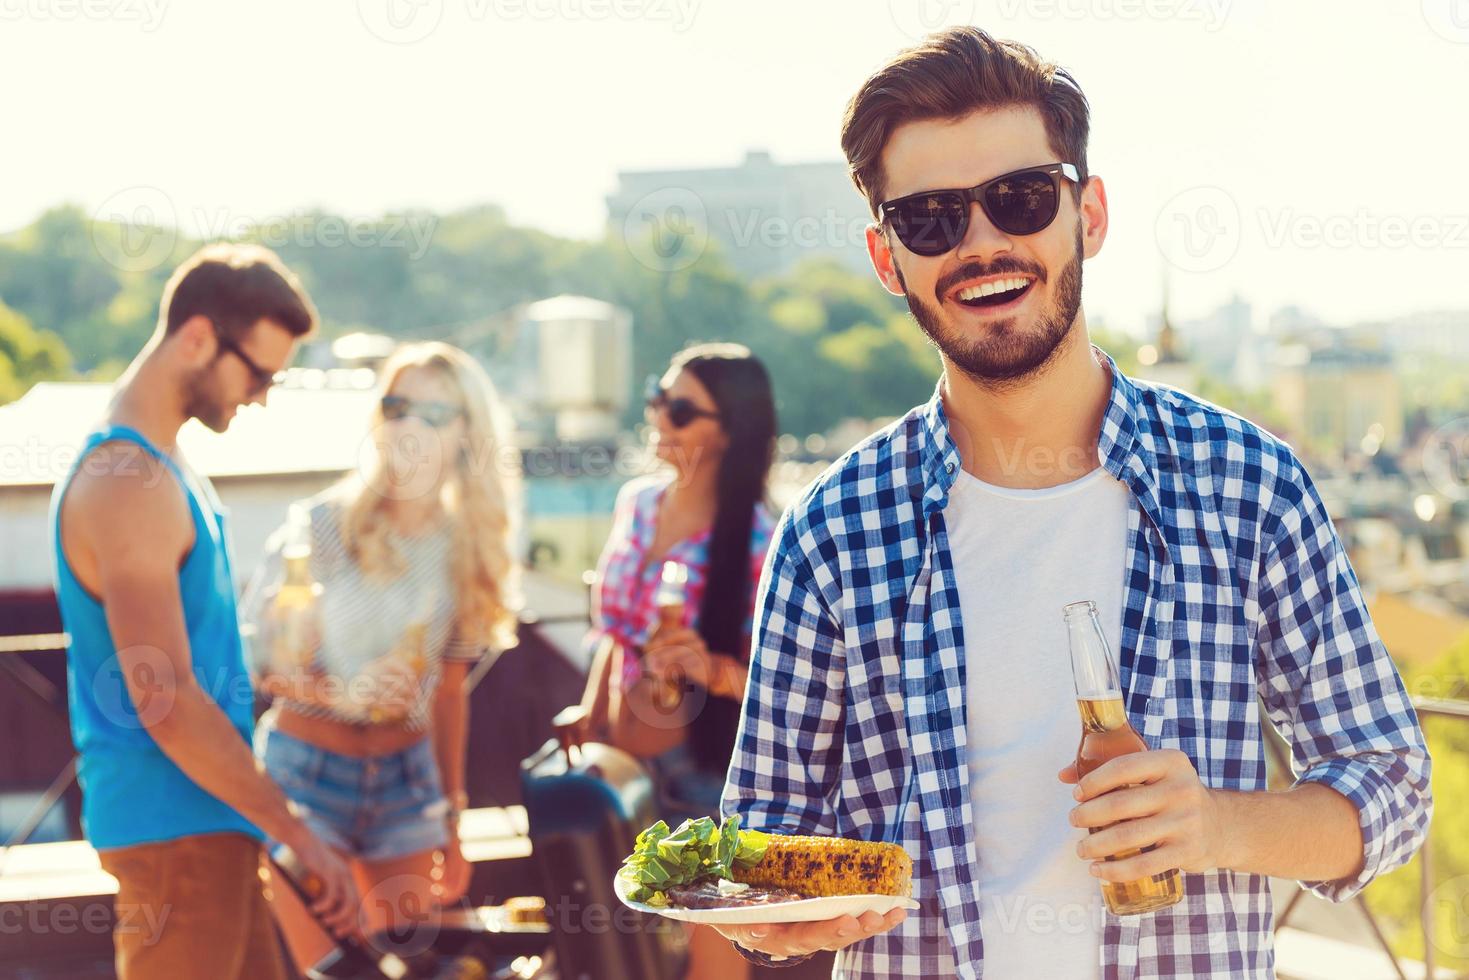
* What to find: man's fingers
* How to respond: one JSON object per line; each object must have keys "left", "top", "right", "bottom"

{"left": 1077, "top": 814, "right": 1170, "bottom": 860}
{"left": 1075, "top": 752, "right": 1168, "bottom": 800}
{"left": 799, "top": 914, "right": 860, "bottom": 949}
{"left": 310, "top": 866, "right": 360, "bottom": 936}
{"left": 1070, "top": 783, "right": 1169, "bottom": 829}
{"left": 716, "top": 921, "right": 786, "bottom": 947}
{"left": 716, "top": 908, "right": 908, "bottom": 958}
{"left": 1090, "top": 844, "right": 1179, "bottom": 882}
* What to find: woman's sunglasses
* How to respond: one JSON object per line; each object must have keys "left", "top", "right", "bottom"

{"left": 381, "top": 394, "right": 463, "bottom": 428}
{"left": 644, "top": 378, "right": 720, "bottom": 430}
{"left": 878, "top": 162, "right": 1080, "bottom": 257}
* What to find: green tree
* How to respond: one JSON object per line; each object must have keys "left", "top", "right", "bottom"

{"left": 0, "top": 298, "right": 72, "bottom": 403}
{"left": 1364, "top": 635, "right": 1469, "bottom": 974}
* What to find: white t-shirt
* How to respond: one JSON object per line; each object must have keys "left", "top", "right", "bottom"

{"left": 942, "top": 462, "right": 1132, "bottom": 979}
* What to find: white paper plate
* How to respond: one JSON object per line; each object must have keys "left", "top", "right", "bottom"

{"left": 614, "top": 872, "right": 918, "bottom": 924}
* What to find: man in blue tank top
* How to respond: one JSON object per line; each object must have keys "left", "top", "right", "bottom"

{"left": 50, "top": 243, "right": 359, "bottom": 980}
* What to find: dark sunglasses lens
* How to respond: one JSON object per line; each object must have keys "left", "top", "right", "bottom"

{"left": 421, "top": 403, "right": 459, "bottom": 427}
{"left": 984, "top": 170, "right": 1059, "bottom": 235}
{"left": 892, "top": 192, "right": 968, "bottom": 256}
{"left": 381, "top": 395, "right": 408, "bottom": 420}
{"left": 665, "top": 399, "right": 699, "bottom": 429}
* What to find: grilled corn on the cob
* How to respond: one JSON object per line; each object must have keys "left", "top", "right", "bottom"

{"left": 731, "top": 835, "right": 912, "bottom": 898}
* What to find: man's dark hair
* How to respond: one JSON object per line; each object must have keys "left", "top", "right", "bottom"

{"left": 841, "top": 27, "right": 1091, "bottom": 216}
{"left": 159, "top": 243, "right": 317, "bottom": 340}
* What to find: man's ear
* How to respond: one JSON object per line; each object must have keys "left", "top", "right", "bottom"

{"left": 170, "top": 315, "right": 217, "bottom": 365}
{"left": 866, "top": 223, "right": 906, "bottom": 297}
{"left": 1078, "top": 175, "right": 1108, "bottom": 260}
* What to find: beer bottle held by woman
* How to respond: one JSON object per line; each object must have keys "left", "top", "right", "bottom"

{"left": 270, "top": 517, "right": 323, "bottom": 675}
{"left": 1064, "top": 599, "right": 1183, "bottom": 915}
{"left": 650, "top": 560, "right": 690, "bottom": 711}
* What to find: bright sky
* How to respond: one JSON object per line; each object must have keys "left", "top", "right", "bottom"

{"left": 4, "top": 0, "right": 1467, "bottom": 332}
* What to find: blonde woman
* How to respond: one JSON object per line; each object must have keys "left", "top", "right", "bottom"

{"left": 243, "top": 342, "right": 520, "bottom": 970}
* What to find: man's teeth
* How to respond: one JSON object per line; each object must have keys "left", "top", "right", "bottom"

{"left": 956, "top": 277, "right": 1032, "bottom": 301}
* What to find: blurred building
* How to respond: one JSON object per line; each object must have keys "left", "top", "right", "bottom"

{"left": 452, "top": 294, "right": 634, "bottom": 445}
{"left": 606, "top": 149, "right": 871, "bottom": 278}
{"left": 1134, "top": 279, "right": 1196, "bottom": 391}
{"left": 0, "top": 375, "right": 379, "bottom": 593}
{"left": 1177, "top": 294, "right": 1266, "bottom": 389}
{"left": 1269, "top": 342, "right": 1403, "bottom": 461}
{"left": 1353, "top": 308, "right": 1469, "bottom": 362}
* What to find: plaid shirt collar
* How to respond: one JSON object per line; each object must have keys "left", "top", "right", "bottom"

{"left": 913, "top": 345, "right": 1171, "bottom": 559}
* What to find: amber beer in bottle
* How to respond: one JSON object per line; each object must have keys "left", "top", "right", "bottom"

{"left": 650, "top": 560, "right": 690, "bottom": 710}
{"left": 1063, "top": 599, "right": 1183, "bottom": 915}
{"left": 270, "top": 542, "right": 321, "bottom": 674}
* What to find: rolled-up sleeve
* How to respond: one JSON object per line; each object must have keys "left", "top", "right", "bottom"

{"left": 720, "top": 509, "right": 847, "bottom": 838}
{"left": 1254, "top": 461, "right": 1433, "bottom": 902}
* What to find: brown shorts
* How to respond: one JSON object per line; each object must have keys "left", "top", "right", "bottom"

{"left": 97, "top": 831, "right": 286, "bottom": 980}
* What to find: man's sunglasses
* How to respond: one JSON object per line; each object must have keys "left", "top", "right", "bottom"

{"left": 644, "top": 377, "right": 720, "bottom": 429}
{"left": 878, "top": 162, "right": 1080, "bottom": 257}
{"left": 214, "top": 328, "right": 287, "bottom": 396}
{"left": 381, "top": 394, "right": 464, "bottom": 428}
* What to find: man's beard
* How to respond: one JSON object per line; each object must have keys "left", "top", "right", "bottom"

{"left": 897, "top": 229, "right": 1085, "bottom": 391}
{"left": 183, "top": 360, "right": 233, "bottom": 433}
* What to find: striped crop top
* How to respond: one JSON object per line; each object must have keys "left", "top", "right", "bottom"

{"left": 241, "top": 495, "right": 483, "bottom": 732}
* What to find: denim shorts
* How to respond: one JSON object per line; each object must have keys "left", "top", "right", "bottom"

{"left": 256, "top": 726, "right": 450, "bottom": 863}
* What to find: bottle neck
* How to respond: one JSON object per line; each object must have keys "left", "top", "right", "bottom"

{"left": 1064, "top": 602, "right": 1122, "bottom": 701}
{"left": 282, "top": 551, "right": 312, "bottom": 588}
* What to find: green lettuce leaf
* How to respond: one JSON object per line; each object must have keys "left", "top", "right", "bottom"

{"left": 617, "top": 814, "right": 772, "bottom": 907}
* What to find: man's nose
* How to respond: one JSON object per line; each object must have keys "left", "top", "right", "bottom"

{"left": 953, "top": 199, "right": 1014, "bottom": 263}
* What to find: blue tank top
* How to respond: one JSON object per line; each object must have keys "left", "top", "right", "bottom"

{"left": 49, "top": 425, "right": 263, "bottom": 849}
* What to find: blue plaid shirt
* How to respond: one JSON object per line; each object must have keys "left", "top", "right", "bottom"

{"left": 721, "top": 349, "right": 1431, "bottom": 979}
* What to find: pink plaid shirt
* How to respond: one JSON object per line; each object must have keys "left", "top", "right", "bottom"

{"left": 591, "top": 474, "right": 775, "bottom": 686}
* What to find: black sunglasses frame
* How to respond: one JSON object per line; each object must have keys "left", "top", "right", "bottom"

{"left": 644, "top": 377, "right": 721, "bottom": 430}
{"left": 214, "top": 326, "right": 287, "bottom": 395}
{"left": 879, "top": 162, "right": 1081, "bottom": 257}
{"left": 381, "top": 394, "right": 464, "bottom": 428}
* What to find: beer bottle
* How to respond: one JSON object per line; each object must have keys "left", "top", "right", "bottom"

{"left": 1063, "top": 599, "right": 1183, "bottom": 915}
{"left": 650, "top": 560, "right": 690, "bottom": 710}
{"left": 271, "top": 525, "right": 322, "bottom": 675}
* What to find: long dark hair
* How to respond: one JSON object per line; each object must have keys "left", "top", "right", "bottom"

{"left": 672, "top": 343, "right": 776, "bottom": 772}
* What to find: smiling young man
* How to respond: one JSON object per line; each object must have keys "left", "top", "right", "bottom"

{"left": 716, "top": 28, "right": 1431, "bottom": 978}
{"left": 50, "top": 244, "right": 360, "bottom": 979}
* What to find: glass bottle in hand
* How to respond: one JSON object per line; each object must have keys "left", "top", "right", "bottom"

{"left": 1064, "top": 599, "right": 1183, "bottom": 915}
{"left": 650, "top": 560, "right": 690, "bottom": 710}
